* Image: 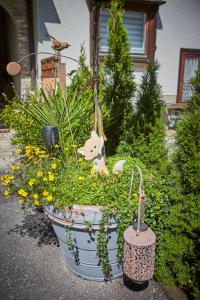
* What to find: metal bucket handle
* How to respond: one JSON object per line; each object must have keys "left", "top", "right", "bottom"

{"left": 128, "top": 165, "right": 145, "bottom": 235}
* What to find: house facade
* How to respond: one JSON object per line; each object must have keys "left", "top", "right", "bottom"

{"left": 0, "top": 0, "right": 200, "bottom": 105}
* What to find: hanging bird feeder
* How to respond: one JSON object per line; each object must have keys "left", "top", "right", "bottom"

{"left": 123, "top": 165, "right": 156, "bottom": 284}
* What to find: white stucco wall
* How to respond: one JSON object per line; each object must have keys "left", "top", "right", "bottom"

{"left": 156, "top": 0, "right": 200, "bottom": 103}
{"left": 35, "top": 0, "right": 90, "bottom": 84}
{"left": 35, "top": 0, "right": 200, "bottom": 103}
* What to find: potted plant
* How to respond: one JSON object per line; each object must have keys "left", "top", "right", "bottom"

{"left": 1, "top": 138, "right": 167, "bottom": 281}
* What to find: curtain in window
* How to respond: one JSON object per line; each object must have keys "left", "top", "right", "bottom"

{"left": 100, "top": 10, "right": 146, "bottom": 54}
{"left": 182, "top": 58, "right": 199, "bottom": 100}
{"left": 184, "top": 58, "right": 199, "bottom": 82}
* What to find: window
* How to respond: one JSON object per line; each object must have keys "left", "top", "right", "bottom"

{"left": 89, "top": 1, "right": 161, "bottom": 65}
{"left": 177, "top": 49, "right": 200, "bottom": 102}
{"left": 100, "top": 9, "right": 146, "bottom": 54}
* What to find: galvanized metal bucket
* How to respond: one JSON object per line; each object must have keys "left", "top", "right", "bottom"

{"left": 45, "top": 205, "right": 122, "bottom": 281}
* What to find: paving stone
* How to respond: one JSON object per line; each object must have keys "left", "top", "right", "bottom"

{"left": 0, "top": 130, "right": 18, "bottom": 169}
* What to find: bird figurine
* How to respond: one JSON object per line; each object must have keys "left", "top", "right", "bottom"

{"left": 47, "top": 33, "right": 71, "bottom": 52}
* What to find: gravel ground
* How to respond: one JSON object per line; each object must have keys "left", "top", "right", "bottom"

{"left": 0, "top": 195, "right": 169, "bottom": 300}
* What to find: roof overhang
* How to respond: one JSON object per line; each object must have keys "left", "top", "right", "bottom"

{"left": 94, "top": 0, "right": 166, "bottom": 6}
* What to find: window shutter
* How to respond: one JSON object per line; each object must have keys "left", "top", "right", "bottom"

{"left": 100, "top": 10, "right": 146, "bottom": 54}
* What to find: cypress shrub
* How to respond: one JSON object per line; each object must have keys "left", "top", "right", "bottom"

{"left": 101, "top": 0, "right": 136, "bottom": 154}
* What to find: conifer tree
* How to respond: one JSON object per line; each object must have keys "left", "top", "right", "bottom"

{"left": 136, "top": 62, "right": 164, "bottom": 136}
{"left": 156, "top": 71, "right": 200, "bottom": 299}
{"left": 101, "top": 0, "right": 136, "bottom": 154}
{"left": 120, "top": 61, "right": 167, "bottom": 172}
{"left": 176, "top": 71, "right": 200, "bottom": 193}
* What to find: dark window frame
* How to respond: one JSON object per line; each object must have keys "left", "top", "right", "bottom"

{"left": 89, "top": 1, "right": 160, "bottom": 66}
{"left": 177, "top": 48, "right": 200, "bottom": 103}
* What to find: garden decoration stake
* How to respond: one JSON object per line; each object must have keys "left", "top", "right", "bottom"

{"left": 123, "top": 165, "right": 156, "bottom": 284}
{"left": 6, "top": 52, "right": 79, "bottom": 77}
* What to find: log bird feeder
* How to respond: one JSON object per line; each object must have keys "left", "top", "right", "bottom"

{"left": 123, "top": 165, "right": 156, "bottom": 284}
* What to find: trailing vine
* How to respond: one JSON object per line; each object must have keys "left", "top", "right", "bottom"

{"left": 65, "top": 225, "right": 80, "bottom": 265}
{"left": 96, "top": 207, "right": 113, "bottom": 281}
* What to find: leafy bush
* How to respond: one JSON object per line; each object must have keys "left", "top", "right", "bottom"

{"left": 118, "top": 62, "right": 168, "bottom": 174}
{"left": 101, "top": 0, "right": 136, "bottom": 154}
{"left": 136, "top": 62, "right": 164, "bottom": 136}
{"left": 175, "top": 72, "right": 200, "bottom": 194}
{"left": 0, "top": 96, "right": 43, "bottom": 146}
{"left": 155, "top": 72, "right": 200, "bottom": 299}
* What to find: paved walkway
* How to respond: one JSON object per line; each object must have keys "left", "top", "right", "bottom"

{"left": 0, "top": 129, "right": 17, "bottom": 169}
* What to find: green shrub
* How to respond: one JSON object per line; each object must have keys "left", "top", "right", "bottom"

{"left": 175, "top": 72, "right": 200, "bottom": 194}
{"left": 0, "top": 97, "right": 42, "bottom": 146}
{"left": 118, "top": 62, "right": 168, "bottom": 174}
{"left": 101, "top": 0, "right": 136, "bottom": 154}
{"left": 155, "top": 72, "right": 200, "bottom": 299}
{"left": 136, "top": 62, "right": 164, "bottom": 136}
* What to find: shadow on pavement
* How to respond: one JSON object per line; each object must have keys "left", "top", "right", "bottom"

{"left": 7, "top": 207, "right": 60, "bottom": 247}
{"left": 123, "top": 275, "right": 149, "bottom": 291}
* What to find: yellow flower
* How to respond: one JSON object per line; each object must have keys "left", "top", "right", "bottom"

{"left": 78, "top": 158, "right": 84, "bottom": 163}
{"left": 3, "top": 190, "right": 10, "bottom": 197}
{"left": 18, "top": 198, "right": 24, "bottom": 204}
{"left": 18, "top": 189, "right": 28, "bottom": 197}
{"left": 43, "top": 177, "right": 48, "bottom": 182}
{"left": 34, "top": 147, "right": 41, "bottom": 155}
{"left": 92, "top": 182, "right": 97, "bottom": 187}
{"left": 34, "top": 200, "right": 40, "bottom": 206}
{"left": 64, "top": 147, "right": 69, "bottom": 151}
{"left": 37, "top": 171, "right": 43, "bottom": 177}
{"left": 72, "top": 144, "right": 77, "bottom": 148}
{"left": 2, "top": 179, "right": 10, "bottom": 186}
{"left": 1, "top": 175, "right": 14, "bottom": 186}
{"left": 78, "top": 176, "right": 85, "bottom": 182}
{"left": 46, "top": 195, "right": 53, "bottom": 202}
{"left": 12, "top": 165, "right": 19, "bottom": 172}
{"left": 28, "top": 178, "right": 36, "bottom": 186}
{"left": 33, "top": 193, "right": 39, "bottom": 200}
{"left": 51, "top": 163, "right": 57, "bottom": 170}
{"left": 90, "top": 168, "right": 97, "bottom": 176}
{"left": 48, "top": 174, "right": 55, "bottom": 182}
{"left": 42, "top": 191, "right": 49, "bottom": 197}
{"left": 15, "top": 149, "right": 21, "bottom": 154}
{"left": 54, "top": 144, "right": 59, "bottom": 148}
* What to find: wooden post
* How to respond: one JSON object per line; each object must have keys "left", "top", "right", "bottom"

{"left": 41, "top": 56, "right": 66, "bottom": 94}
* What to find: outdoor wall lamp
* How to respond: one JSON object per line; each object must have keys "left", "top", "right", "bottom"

{"left": 123, "top": 165, "right": 156, "bottom": 284}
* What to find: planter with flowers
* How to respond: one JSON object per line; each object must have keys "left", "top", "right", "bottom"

{"left": 1, "top": 140, "right": 166, "bottom": 281}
